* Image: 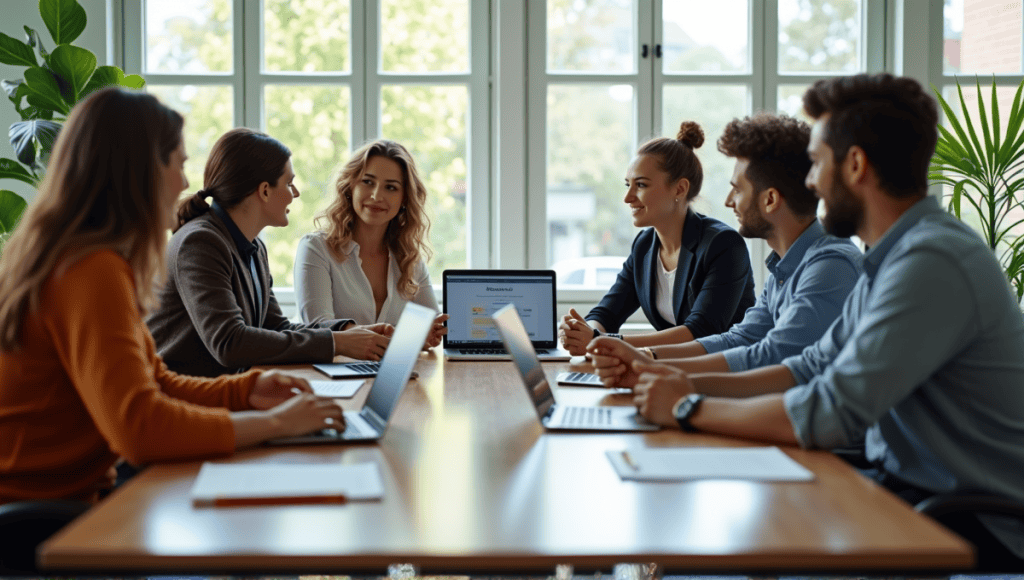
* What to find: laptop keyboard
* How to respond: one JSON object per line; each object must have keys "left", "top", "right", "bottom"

{"left": 562, "top": 406, "right": 613, "bottom": 427}
{"left": 458, "top": 348, "right": 508, "bottom": 355}
{"left": 563, "top": 372, "right": 602, "bottom": 385}
{"left": 346, "top": 362, "right": 381, "bottom": 374}
{"left": 322, "top": 420, "right": 369, "bottom": 439}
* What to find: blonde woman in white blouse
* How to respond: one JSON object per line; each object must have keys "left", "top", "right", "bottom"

{"left": 295, "top": 140, "right": 447, "bottom": 349}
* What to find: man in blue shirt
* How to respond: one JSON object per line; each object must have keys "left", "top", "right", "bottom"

{"left": 589, "top": 113, "right": 861, "bottom": 386}
{"left": 630, "top": 73, "right": 1024, "bottom": 569}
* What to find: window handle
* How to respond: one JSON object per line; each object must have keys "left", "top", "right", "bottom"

{"left": 655, "top": 44, "right": 662, "bottom": 58}
{"left": 641, "top": 44, "right": 649, "bottom": 59}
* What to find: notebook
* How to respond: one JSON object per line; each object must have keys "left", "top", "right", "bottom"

{"left": 266, "top": 302, "right": 434, "bottom": 445}
{"left": 492, "top": 303, "right": 658, "bottom": 432}
{"left": 442, "top": 269, "right": 571, "bottom": 361}
{"left": 190, "top": 462, "right": 384, "bottom": 507}
{"left": 605, "top": 447, "right": 815, "bottom": 482}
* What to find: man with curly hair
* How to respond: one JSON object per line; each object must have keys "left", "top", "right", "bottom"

{"left": 628, "top": 74, "right": 1024, "bottom": 570}
{"left": 588, "top": 113, "right": 861, "bottom": 387}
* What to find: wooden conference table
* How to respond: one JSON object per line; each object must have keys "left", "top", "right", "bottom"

{"left": 40, "top": 353, "right": 974, "bottom": 574}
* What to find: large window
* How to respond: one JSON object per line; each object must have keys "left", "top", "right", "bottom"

{"left": 529, "top": 0, "right": 877, "bottom": 293}
{"left": 126, "top": 0, "right": 487, "bottom": 287}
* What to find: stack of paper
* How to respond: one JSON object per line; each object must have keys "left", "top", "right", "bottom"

{"left": 606, "top": 447, "right": 814, "bottom": 482}
{"left": 310, "top": 379, "right": 366, "bottom": 398}
{"left": 190, "top": 462, "right": 384, "bottom": 507}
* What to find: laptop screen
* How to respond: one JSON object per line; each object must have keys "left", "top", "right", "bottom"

{"left": 363, "top": 303, "right": 434, "bottom": 423}
{"left": 442, "top": 270, "right": 557, "bottom": 348}
{"left": 492, "top": 303, "right": 555, "bottom": 419}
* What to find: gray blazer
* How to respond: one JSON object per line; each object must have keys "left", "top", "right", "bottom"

{"left": 147, "top": 211, "right": 351, "bottom": 377}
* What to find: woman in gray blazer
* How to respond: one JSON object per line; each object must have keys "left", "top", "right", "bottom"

{"left": 147, "top": 128, "right": 394, "bottom": 377}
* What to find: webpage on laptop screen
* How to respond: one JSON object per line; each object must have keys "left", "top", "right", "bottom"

{"left": 447, "top": 276, "right": 553, "bottom": 344}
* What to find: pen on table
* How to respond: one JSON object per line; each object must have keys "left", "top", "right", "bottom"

{"left": 621, "top": 450, "right": 640, "bottom": 471}
{"left": 200, "top": 494, "right": 349, "bottom": 508}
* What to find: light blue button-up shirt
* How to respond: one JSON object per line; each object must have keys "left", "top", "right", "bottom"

{"left": 696, "top": 220, "right": 861, "bottom": 371}
{"left": 782, "top": 196, "right": 1024, "bottom": 509}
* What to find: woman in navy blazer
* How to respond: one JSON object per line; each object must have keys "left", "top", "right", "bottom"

{"left": 560, "top": 121, "right": 756, "bottom": 355}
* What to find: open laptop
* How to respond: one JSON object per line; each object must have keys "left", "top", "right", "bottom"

{"left": 267, "top": 303, "right": 434, "bottom": 445}
{"left": 492, "top": 303, "right": 659, "bottom": 432}
{"left": 443, "top": 269, "right": 570, "bottom": 361}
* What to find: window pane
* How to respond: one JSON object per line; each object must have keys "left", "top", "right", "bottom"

{"left": 147, "top": 85, "right": 233, "bottom": 195}
{"left": 547, "top": 84, "right": 634, "bottom": 280}
{"left": 381, "top": 0, "right": 469, "bottom": 73}
{"left": 547, "top": 0, "right": 635, "bottom": 74}
{"left": 662, "top": 0, "right": 749, "bottom": 74}
{"left": 777, "top": 84, "right": 815, "bottom": 119}
{"left": 944, "top": 0, "right": 1024, "bottom": 75}
{"left": 663, "top": 85, "right": 749, "bottom": 231}
{"left": 778, "top": 0, "right": 861, "bottom": 74}
{"left": 264, "top": 0, "right": 350, "bottom": 72}
{"left": 262, "top": 86, "right": 352, "bottom": 286}
{"left": 381, "top": 85, "right": 468, "bottom": 281}
{"left": 146, "top": 0, "right": 231, "bottom": 73}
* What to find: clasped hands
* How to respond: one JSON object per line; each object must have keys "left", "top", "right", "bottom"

{"left": 334, "top": 312, "right": 449, "bottom": 361}
{"left": 576, "top": 333, "right": 697, "bottom": 429}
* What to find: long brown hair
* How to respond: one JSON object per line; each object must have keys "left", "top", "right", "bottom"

{"left": 0, "top": 88, "right": 183, "bottom": 350}
{"left": 175, "top": 128, "right": 292, "bottom": 231}
{"left": 637, "top": 120, "right": 705, "bottom": 201}
{"left": 316, "top": 140, "right": 431, "bottom": 299}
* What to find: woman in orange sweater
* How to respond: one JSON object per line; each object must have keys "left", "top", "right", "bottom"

{"left": 0, "top": 88, "right": 344, "bottom": 504}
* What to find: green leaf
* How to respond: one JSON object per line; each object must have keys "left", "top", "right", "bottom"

{"left": 933, "top": 85, "right": 981, "bottom": 168}
{"left": 0, "top": 31, "right": 37, "bottom": 67}
{"left": 23, "top": 26, "right": 48, "bottom": 60}
{"left": 975, "top": 77, "right": 995, "bottom": 174}
{"left": 121, "top": 74, "right": 145, "bottom": 89}
{"left": 40, "top": 0, "right": 87, "bottom": 45}
{"left": 957, "top": 80, "right": 989, "bottom": 178}
{"left": 0, "top": 190, "right": 28, "bottom": 234}
{"left": 9, "top": 118, "right": 61, "bottom": 167}
{"left": 80, "top": 65, "right": 123, "bottom": 98}
{"left": 951, "top": 179, "right": 967, "bottom": 218}
{"left": 991, "top": 77, "right": 1002, "bottom": 165}
{"left": 48, "top": 44, "right": 95, "bottom": 100}
{"left": 997, "top": 79, "right": 1024, "bottom": 168}
{"left": 22, "top": 66, "right": 69, "bottom": 115}
{"left": 0, "top": 158, "right": 36, "bottom": 186}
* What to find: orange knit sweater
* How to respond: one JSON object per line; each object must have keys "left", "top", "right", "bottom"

{"left": 0, "top": 250, "right": 259, "bottom": 503}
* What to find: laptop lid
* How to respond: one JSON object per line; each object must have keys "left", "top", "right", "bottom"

{"left": 360, "top": 302, "right": 435, "bottom": 429}
{"left": 492, "top": 303, "right": 556, "bottom": 421}
{"left": 442, "top": 269, "right": 558, "bottom": 351}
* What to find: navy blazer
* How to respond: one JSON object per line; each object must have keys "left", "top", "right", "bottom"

{"left": 587, "top": 209, "right": 756, "bottom": 338}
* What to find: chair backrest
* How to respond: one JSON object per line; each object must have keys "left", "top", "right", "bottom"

{"left": 0, "top": 500, "right": 90, "bottom": 574}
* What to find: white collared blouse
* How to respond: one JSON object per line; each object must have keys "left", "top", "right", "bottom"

{"left": 294, "top": 231, "right": 437, "bottom": 326}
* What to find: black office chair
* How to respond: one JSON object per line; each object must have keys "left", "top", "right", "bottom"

{"left": 0, "top": 499, "right": 91, "bottom": 574}
{"left": 916, "top": 492, "right": 1024, "bottom": 572}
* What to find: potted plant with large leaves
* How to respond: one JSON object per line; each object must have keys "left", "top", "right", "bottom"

{"left": 930, "top": 76, "right": 1024, "bottom": 302}
{"left": 0, "top": 0, "right": 145, "bottom": 252}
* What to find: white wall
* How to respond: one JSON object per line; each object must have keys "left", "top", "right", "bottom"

{"left": 0, "top": 0, "right": 108, "bottom": 202}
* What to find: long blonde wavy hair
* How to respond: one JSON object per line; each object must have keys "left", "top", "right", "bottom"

{"left": 316, "top": 140, "right": 431, "bottom": 299}
{"left": 0, "top": 88, "right": 183, "bottom": 351}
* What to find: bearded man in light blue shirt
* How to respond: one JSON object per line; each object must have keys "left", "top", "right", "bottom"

{"left": 629, "top": 73, "right": 1024, "bottom": 570}
{"left": 589, "top": 113, "right": 861, "bottom": 383}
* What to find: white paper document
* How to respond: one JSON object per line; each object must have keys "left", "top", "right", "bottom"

{"left": 606, "top": 447, "right": 815, "bottom": 482}
{"left": 310, "top": 379, "right": 366, "bottom": 398}
{"left": 191, "top": 461, "right": 384, "bottom": 507}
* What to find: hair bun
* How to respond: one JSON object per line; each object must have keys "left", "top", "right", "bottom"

{"left": 677, "top": 121, "right": 705, "bottom": 149}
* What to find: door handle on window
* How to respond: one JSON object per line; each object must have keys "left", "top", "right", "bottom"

{"left": 641, "top": 44, "right": 649, "bottom": 58}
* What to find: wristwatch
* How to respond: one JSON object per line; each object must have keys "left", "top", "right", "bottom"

{"left": 592, "top": 328, "right": 622, "bottom": 340}
{"left": 672, "top": 393, "right": 706, "bottom": 433}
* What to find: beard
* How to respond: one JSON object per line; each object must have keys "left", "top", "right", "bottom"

{"left": 737, "top": 201, "right": 773, "bottom": 239}
{"left": 821, "top": 173, "right": 864, "bottom": 239}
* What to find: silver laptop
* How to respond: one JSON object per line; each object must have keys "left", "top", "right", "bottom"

{"left": 492, "top": 303, "right": 659, "bottom": 432}
{"left": 442, "top": 269, "right": 571, "bottom": 361}
{"left": 267, "top": 303, "right": 434, "bottom": 445}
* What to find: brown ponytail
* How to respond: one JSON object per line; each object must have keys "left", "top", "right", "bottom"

{"left": 637, "top": 120, "right": 705, "bottom": 201}
{"left": 174, "top": 128, "right": 291, "bottom": 232}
